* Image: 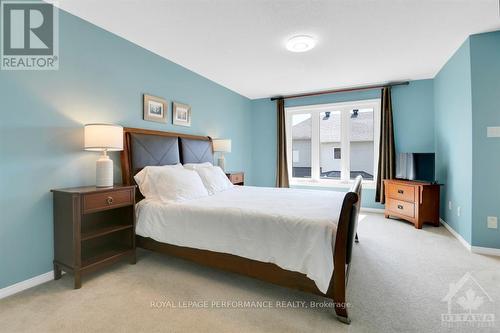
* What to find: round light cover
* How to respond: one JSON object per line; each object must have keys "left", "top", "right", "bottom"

{"left": 286, "top": 35, "right": 316, "bottom": 53}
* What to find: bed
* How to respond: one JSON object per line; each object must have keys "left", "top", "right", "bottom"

{"left": 120, "top": 127, "right": 362, "bottom": 324}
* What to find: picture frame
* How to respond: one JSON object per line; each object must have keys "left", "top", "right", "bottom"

{"left": 172, "top": 102, "right": 192, "bottom": 127}
{"left": 143, "top": 94, "right": 168, "bottom": 123}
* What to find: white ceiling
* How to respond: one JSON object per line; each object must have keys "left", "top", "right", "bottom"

{"left": 57, "top": 0, "right": 500, "bottom": 99}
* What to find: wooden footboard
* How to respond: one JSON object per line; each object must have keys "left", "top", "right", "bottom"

{"left": 328, "top": 175, "right": 362, "bottom": 323}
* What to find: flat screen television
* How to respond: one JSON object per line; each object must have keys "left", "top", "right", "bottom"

{"left": 395, "top": 153, "right": 435, "bottom": 182}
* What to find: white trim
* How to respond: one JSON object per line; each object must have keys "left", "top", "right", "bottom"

{"left": 285, "top": 99, "right": 382, "bottom": 112}
{"left": 440, "top": 218, "right": 471, "bottom": 251}
{"left": 0, "top": 271, "right": 53, "bottom": 300}
{"left": 290, "top": 179, "right": 377, "bottom": 189}
{"left": 311, "top": 111, "right": 320, "bottom": 180}
{"left": 471, "top": 246, "right": 500, "bottom": 256}
{"left": 340, "top": 109, "right": 350, "bottom": 182}
{"left": 372, "top": 101, "right": 381, "bottom": 182}
{"left": 440, "top": 218, "right": 500, "bottom": 256}
{"left": 361, "top": 207, "right": 385, "bottom": 214}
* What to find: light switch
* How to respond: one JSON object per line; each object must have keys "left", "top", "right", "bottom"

{"left": 487, "top": 216, "right": 498, "bottom": 229}
{"left": 487, "top": 127, "right": 500, "bottom": 137}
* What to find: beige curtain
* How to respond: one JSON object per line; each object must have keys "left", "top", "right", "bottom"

{"left": 375, "top": 87, "right": 396, "bottom": 203}
{"left": 276, "top": 98, "right": 289, "bottom": 187}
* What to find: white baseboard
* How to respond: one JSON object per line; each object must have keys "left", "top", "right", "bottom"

{"left": 440, "top": 218, "right": 500, "bottom": 256}
{"left": 0, "top": 271, "right": 53, "bottom": 300}
{"left": 440, "top": 218, "right": 472, "bottom": 251}
{"left": 361, "top": 207, "right": 385, "bottom": 214}
{"left": 471, "top": 246, "right": 500, "bottom": 256}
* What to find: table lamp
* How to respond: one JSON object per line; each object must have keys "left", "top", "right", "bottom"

{"left": 84, "top": 124, "right": 123, "bottom": 187}
{"left": 212, "top": 139, "right": 231, "bottom": 171}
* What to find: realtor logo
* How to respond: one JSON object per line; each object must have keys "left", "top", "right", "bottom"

{"left": 1, "top": 0, "right": 58, "bottom": 70}
{"left": 441, "top": 272, "right": 495, "bottom": 328}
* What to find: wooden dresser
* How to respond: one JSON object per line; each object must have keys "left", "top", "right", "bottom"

{"left": 384, "top": 179, "right": 440, "bottom": 229}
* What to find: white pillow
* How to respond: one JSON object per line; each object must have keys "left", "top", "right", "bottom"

{"left": 134, "top": 164, "right": 183, "bottom": 191}
{"left": 183, "top": 162, "right": 213, "bottom": 170}
{"left": 134, "top": 165, "right": 209, "bottom": 202}
{"left": 194, "top": 166, "right": 234, "bottom": 195}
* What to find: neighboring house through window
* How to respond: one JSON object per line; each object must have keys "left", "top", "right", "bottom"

{"left": 286, "top": 99, "right": 380, "bottom": 186}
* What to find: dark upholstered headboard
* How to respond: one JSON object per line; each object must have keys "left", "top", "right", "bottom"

{"left": 129, "top": 133, "right": 180, "bottom": 175}
{"left": 120, "top": 128, "right": 213, "bottom": 191}
{"left": 180, "top": 138, "right": 213, "bottom": 164}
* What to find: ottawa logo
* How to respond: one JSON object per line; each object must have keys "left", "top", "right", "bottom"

{"left": 441, "top": 272, "right": 495, "bottom": 328}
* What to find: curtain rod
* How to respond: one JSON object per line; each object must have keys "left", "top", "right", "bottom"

{"left": 270, "top": 81, "right": 410, "bottom": 101}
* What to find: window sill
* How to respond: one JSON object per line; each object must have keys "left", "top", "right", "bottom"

{"left": 290, "top": 179, "right": 376, "bottom": 190}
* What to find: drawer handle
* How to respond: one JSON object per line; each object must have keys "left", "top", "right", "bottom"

{"left": 397, "top": 204, "right": 403, "bottom": 210}
{"left": 106, "top": 196, "right": 114, "bottom": 205}
{"left": 397, "top": 189, "right": 404, "bottom": 194}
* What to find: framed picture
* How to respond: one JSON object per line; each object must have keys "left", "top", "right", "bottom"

{"left": 172, "top": 102, "right": 192, "bottom": 127}
{"left": 143, "top": 94, "right": 168, "bottom": 123}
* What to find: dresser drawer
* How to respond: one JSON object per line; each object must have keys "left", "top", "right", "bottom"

{"left": 387, "top": 183, "right": 415, "bottom": 202}
{"left": 83, "top": 190, "right": 133, "bottom": 213}
{"left": 386, "top": 199, "right": 415, "bottom": 218}
{"left": 229, "top": 173, "right": 244, "bottom": 184}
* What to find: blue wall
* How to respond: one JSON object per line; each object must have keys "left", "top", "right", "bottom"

{"left": 433, "top": 31, "right": 500, "bottom": 248}
{"left": 250, "top": 80, "right": 435, "bottom": 209}
{"left": 470, "top": 31, "right": 500, "bottom": 248}
{"left": 0, "top": 11, "right": 252, "bottom": 289}
{"left": 433, "top": 40, "right": 473, "bottom": 243}
{"left": 392, "top": 80, "right": 435, "bottom": 153}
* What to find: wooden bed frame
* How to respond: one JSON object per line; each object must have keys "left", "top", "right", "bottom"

{"left": 120, "top": 127, "right": 362, "bottom": 324}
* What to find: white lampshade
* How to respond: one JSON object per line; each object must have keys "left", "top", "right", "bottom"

{"left": 212, "top": 139, "right": 231, "bottom": 153}
{"left": 84, "top": 124, "right": 123, "bottom": 151}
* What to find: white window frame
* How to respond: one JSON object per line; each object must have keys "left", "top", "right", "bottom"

{"left": 286, "top": 99, "right": 381, "bottom": 188}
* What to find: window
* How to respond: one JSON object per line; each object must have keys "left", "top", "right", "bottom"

{"left": 290, "top": 113, "right": 312, "bottom": 178}
{"left": 349, "top": 108, "right": 375, "bottom": 180}
{"left": 320, "top": 110, "right": 341, "bottom": 180}
{"left": 286, "top": 99, "right": 380, "bottom": 185}
{"left": 334, "top": 148, "right": 341, "bottom": 159}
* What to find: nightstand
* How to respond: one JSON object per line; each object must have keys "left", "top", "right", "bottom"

{"left": 225, "top": 171, "right": 244, "bottom": 185}
{"left": 51, "top": 185, "right": 136, "bottom": 289}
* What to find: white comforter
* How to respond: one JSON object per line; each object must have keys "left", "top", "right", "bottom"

{"left": 136, "top": 185, "right": 346, "bottom": 293}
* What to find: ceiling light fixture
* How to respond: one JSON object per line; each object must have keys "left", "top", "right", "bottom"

{"left": 286, "top": 35, "right": 316, "bottom": 53}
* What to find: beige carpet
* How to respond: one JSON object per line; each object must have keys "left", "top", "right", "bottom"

{"left": 1, "top": 213, "right": 500, "bottom": 333}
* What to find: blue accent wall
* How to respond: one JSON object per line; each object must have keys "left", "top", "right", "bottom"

{"left": 392, "top": 80, "right": 435, "bottom": 153}
{"left": 0, "top": 10, "right": 252, "bottom": 289}
{"left": 434, "top": 40, "right": 473, "bottom": 243}
{"left": 250, "top": 80, "right": 435, "bottom": 209}
{"left": 433, "top": 30, "right": 500, "bottom": 248}
{"left": 470, "top": 31, "right": 500, "bottom": 248}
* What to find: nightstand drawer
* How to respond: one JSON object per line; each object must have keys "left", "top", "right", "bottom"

{"left": 386, "top": 199, "right": 415, "bottom": 218}
{"left": 83, "top": 190, "right": 133, "bottom": 213}
{"left": 229, "top": 173, "right": 244, "bottom": 184}
{"left": 387, "top": 184, "right": 415, "bottom": 202}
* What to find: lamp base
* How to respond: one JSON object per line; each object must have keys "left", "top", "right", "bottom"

{"left": 96, "top": 152, "right": 113, "bottom": 187}
{"left": 217, "top": 155, "right": 225, "bottom": 171}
